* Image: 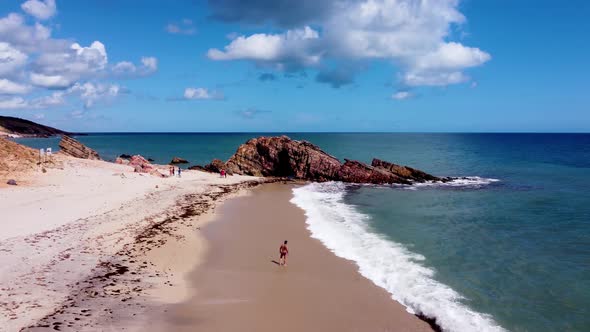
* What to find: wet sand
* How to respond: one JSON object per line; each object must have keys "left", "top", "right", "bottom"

{"left": 149, "top": 183, "right": 433, "bottom": 332}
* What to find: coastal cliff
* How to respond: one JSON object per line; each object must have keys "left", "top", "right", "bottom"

{"left": 0, "top": 116, "right": 70, "bottom": 138}
{"left": 200, "top": 136, "right": 449, "bottom": 184}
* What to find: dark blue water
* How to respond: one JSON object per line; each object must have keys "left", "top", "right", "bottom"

{"left": 16, "top": 133, "right": 590, "bottom": 331}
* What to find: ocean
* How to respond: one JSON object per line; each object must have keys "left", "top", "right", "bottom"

{"left": 16, "top": 133, "right": 590, "bottom": 332}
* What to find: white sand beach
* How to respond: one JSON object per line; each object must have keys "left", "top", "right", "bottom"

{"left": 0, "top": 155, "right": 262, "bottom": 331}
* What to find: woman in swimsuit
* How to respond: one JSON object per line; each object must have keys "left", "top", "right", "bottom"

{"left": 279, "top": 240, "right": 289, "bottom": 266}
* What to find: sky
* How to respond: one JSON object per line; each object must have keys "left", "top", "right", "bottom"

{"left": 0, "top": 0, "right": 588, "bottom": 132}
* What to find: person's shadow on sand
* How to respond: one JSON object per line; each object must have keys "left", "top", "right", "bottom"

{"left": 271, "top": 260, "right": 281, "bottom": 265}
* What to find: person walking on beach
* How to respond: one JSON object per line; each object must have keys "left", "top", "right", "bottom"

{"left": 169, "top": 166, "right": 174, "bottom": 177}
{"left": 177, "top": 167, "right": 182, "bottom": 178}
{"left": 279, "top": 240, "right": 289, "bottom": 266}
{"left": 220, "top": 169, "right": 226, "bottom": 178}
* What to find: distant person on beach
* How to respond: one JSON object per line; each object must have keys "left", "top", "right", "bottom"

{"left": 220, "top": 169, "right": 226, "bottom": 178}
{"left": 279, "top": 240, "right": 289, "bottom": 266}
{"left": 177, "top": 167, "right": 182, "bottom": 178}
{"left": 169, "top": 166, "right": 174, "bottom": 177}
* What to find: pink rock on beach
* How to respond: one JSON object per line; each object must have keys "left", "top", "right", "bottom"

{"left": 128, "top": 155, "right": 154, "bottom": 173}
{"left": 115, "top": 157, "right": 129, "bottom": 165}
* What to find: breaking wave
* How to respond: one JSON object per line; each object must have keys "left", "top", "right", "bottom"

{"left": 291, "top": 181, "right": 506, "bottom": 332}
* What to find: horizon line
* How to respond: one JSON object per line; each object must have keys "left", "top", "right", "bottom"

{"left": 64, "top": 131, "right": 590, "bottom": 134}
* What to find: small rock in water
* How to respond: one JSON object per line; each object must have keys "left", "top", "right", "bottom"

{"left": 170, "top": 157, "right": 189, "bottom": 164}
{"left": 6, "top": 179, "right": 17, "bottom": 185}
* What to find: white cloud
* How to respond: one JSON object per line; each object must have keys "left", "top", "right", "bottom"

{"left": 0, "top": 79, "right": 31, "bottom": 94}
{"left": 0, "top": 96, "right": 28, "bottom": 109}
{"left": 0, "top": 13, "right": 56, "bottom": 53}
{"left": 29, "top": 72, "right": 71, "bottom": 88}
{"left": 0, "top": 91, "right": 64, "bottom": 109}
{"left": 183, "top": 87, "right": 223, "bottom": 100}
{"left": 208, "top": 26, "right": 321, "bottom": 70}
{"left": 208, "top": 0, "right": 491, "bottom": 87}
{"left": 0, "top": 8, "right": 156, "bottom": 110}
{"left": 112, "top": 61, "right": 135, "bottom": 74}
{"left": 392, "top": 91, "right": 412, "bottom": 100}
{"left": 28, "top": 41, "right": 108, "bottom": 88}
{"left": 141, "top": 56, "right": 157, "bottom": 72}
{"left": 0, "top": 82, "right": 123, "bottom": 110}
{"left": 403, "top": 71, "right": 468, "bottom": 86}
{"left": 33, "top": 91, "right": 65, "bottom": 108}
{"left": 412, "top": 42, "right": 491, "bottom": 71}
{"left": 113, "top": 56, "right": 158, "bottom": 77}
{"left": 0, "top": 42, "right": 28, "bottom": 75}
{"left": 71, "top": 41, "right": 108, "bottom": 69}
{"left": 21, "top": 0, "right": 57, "bottom": 20}
{"left": 68, "top": 82, "right": 120, "bottom": 108}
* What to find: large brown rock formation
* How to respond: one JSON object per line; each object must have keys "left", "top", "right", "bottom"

{"left": 198, "top": 136, "right": 445, "bottom": 184}
{"left": 59, "top": 135, "right": 100, "bottom": 160}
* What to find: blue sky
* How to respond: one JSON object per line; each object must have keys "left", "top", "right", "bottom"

{"left": 0, "top": 0, "right": 588, "bottom": 132}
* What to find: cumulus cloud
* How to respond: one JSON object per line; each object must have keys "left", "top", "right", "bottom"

{"left": 0, "top": 97, "right": 28, "bottom": 109}
{"left": 0, "top": 13, "right": 58, "bottom": 53}
{"left": 0, "top": 42, "right": 28, "bottom": 76}
{"left": 0, "top": 79, "right": 31, "bottom": 94}
{"left": 208, "top": 26, "right": 322, "bottom": 70}
{"left": 391, "top": 91, "right": 412, "bottom": 100}
{"left": 28, "top": 41, "right": 108, "bottom": 88}
{"left": 113, "top": 56, "right": 158, "bottom": 77}
{"left": 183, "top": 87, "right": 223, "bottom": 100}
{"left": 29, "top": 72, "right": 71, "bottom": 88}
{"left": 0, "top": 4, "right": 156, "bottom": 111}
{"left": 0, "top": 91, "right": 64, "bottom": 109}
{"left": 208, "top": 0, "right": 491, "bottom": 88}
{"left": 165, "top": 19, "right": 196, "bottom": 35}
{"left": 402, "top": 71, "right": 468, "bottom": 86}
{"left": 0, "top": 82, "right": 122, "bottom": 110}
{"left": 68, "top": 82, "right": 121, "bottom": 109}
{"left": 21, "top": 0, "right": 57, "bottom": 21}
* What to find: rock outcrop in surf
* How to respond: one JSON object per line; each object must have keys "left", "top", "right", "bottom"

{"left": 170, "top": 157, "right": 188, "bottom": 164}
{"left": 198, "top": 136, "right": 449, "bottom": 184}
{"left": 59, "top": 135, "right": 100, "bottom": 160}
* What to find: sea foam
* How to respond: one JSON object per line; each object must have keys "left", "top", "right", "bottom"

{"left": 291, "top": 182, "right": 507, "bottom": 332}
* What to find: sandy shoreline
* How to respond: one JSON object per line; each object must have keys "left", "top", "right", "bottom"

{"left": 2, "top": 156, "right": 434, "bottom": 331}
{"left": 145, "top": 183, "right": 434, "bottom": 332}
{"left": 0, "top": 157, "right": 267, "bottom": 331}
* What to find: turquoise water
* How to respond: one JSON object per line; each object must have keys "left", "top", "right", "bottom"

{"left": 16, "top": 133, "right": 590, "bottom": 331}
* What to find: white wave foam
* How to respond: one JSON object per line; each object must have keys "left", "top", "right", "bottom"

{"left": 399, "top": 176, "right": 500, "bottom": 191}
{"left": 291, "top": 182, "right": 507, "bottom": 332}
